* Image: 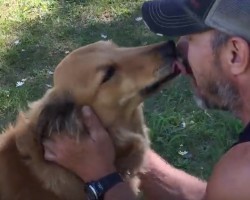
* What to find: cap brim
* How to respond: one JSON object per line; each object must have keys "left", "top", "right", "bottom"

{"left": 142, "top": 0, "right": 211, "bottom": 37}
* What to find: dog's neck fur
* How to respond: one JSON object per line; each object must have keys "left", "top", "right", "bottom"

{"left": 12, "top": 92, "right": 149, "bottom": 200}
{"left": 12, "top": 113, "right": 85, "bottom": 200}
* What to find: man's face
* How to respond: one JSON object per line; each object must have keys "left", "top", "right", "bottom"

{"left": 177, "top": 30, "right": 240, "bottom": 111}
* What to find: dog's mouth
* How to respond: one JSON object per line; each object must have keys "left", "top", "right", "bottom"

{"left": 139, "top": 40, "right": 190, "bottom": 98}
{"left": 139, "top": 61, "right": 182, "bottom": 97}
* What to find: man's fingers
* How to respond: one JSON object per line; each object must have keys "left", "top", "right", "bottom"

{"left": 82, "top": 106, "right": 108, "bottom": 140}
{"left": 44, "top": 150, "right": 57, "bottom": 161}
{"left": 82, "top": 106, "right": 100, "bottom": 127}
{"left": 43, "top": 139, "right": 54, "bottom": 150}
{"left": 43, "top": 139, "right": 57, "bottom": 161}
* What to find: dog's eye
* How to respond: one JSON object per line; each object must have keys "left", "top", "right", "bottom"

{"left": 101, "top": 66, "right": 116, "bottom": 84}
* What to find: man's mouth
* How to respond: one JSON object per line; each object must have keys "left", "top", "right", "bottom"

{"left": 174, "top": 60, "right": 207, "bottom": 109}
{"left": 173, "top": 59, "right": 204, "bottom": 103}
{"left": 173, "top": 61, "right": 186, "bottom": 74}
{"left": 174, "top": 59, "right": 199, "bottom": 90}
{"left": 173, "top": 59, "right": 193, "bottom": 75}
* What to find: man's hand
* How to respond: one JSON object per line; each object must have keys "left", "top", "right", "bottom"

{"left": 43, "top": 106, "right": 116, "bottom": 182}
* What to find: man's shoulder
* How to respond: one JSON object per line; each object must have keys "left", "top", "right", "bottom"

{"left": 206, "top": 142, "right": 250, "bottom": 200}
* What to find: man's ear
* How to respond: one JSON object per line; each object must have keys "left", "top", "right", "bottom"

{"left": 223, "top": 37, "right": 250, "bottom": 75}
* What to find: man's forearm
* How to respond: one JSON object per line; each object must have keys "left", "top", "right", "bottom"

{"left": 105, "top": 182, "right": 137, "bottom": 200}
{"left": 139, "top": 150, "right": 207, "bottom": 200}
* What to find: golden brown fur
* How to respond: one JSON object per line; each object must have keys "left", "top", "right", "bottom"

{"left": 0, "top": 40, "right": 178, "bottom": 200}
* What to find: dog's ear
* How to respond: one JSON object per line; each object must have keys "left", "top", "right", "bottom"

{"left": 36, "top": 93, "right": 84, "bottom": 141}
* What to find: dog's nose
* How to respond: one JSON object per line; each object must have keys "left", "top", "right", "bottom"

{"left": 156, "top": 40, "right": 177, "bottom": 59}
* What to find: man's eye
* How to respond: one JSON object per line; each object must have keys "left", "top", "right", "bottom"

{"left": 101, "top": 66, "right": 116, "bottom": 84}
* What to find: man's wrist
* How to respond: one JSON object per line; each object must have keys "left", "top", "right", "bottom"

{"left": 85, "top": 172, "right": 124, "bottom": 200}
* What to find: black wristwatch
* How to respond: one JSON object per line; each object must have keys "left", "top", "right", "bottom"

{"left": 84, "top": 172, "right": 123, "bottom": 200}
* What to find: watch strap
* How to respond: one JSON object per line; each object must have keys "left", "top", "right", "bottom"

{"left": 86, "top": 172, "right": 123, "bottom": 200}
{"left": 99, "top": 172, "right": 123, "bottom": 195}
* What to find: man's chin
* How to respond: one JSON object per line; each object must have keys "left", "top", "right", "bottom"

{"left": 193, "top": 87, "right": 209, "bottom": 109}
{"left": 193, "top": 94, "right": 229, "bottom": 111}
{"left": 193, "top": 95, "right": 208, "bottom": 110}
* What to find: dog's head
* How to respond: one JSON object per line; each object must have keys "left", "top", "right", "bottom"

{"left": 25, "top": 41, "right": 179, "bottom": 144}
{"left": 11, "top": 40, "right": 179, "bottom": 196}
{"left": 54, "top": 40, "right": 178, "bottom": 121}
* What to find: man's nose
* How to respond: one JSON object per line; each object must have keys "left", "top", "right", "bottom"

{"left": 176, "top": 36, "right": 189, "bottom": 60}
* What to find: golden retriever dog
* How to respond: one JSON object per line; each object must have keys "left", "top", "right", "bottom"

{"left": 0, "top": 40, "right": 180, "bottom": 200}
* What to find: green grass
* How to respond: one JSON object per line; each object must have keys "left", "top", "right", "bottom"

{"left": 0, "top": 0, "right": 242, "bottom": 180}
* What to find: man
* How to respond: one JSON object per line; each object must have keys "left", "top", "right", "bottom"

{"left": 43, "top": 0, "right": 250, "bottom": 199}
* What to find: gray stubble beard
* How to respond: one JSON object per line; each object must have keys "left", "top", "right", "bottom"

{"left": 193, "top": 79, "right": 241, "bottom": 116}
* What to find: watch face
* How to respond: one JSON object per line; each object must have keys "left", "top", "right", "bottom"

{"left": 85, "top": 173, "right": 122, "bottom": 200}
{"left": 85, "top": 185, "right": 98, "bottom": 200}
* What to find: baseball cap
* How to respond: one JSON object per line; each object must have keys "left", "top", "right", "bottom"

{"left": 142, "top": 0, "right": 250, "bottom": 42}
